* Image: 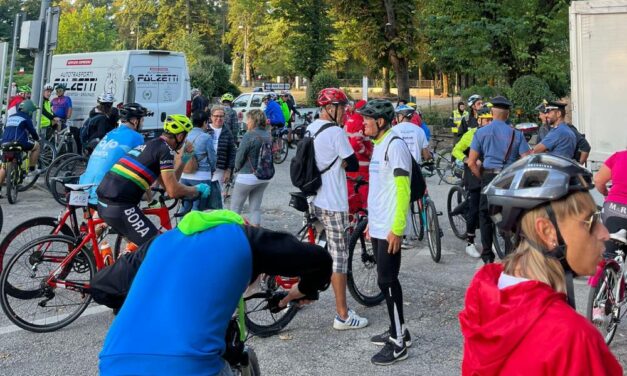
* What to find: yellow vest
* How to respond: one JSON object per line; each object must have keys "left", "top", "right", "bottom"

{"left": 40, "top": 100, "right": 52, "bottom": 127}
{"left": 451, "top": 110, "right": 468, "bottom": 133}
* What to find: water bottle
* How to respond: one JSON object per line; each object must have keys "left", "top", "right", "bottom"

{"left": 100, "top": 241, "right": 114, "bottom": 266}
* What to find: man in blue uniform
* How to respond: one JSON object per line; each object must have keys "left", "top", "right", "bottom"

{"left": 467, "top": 96, "right": 531, "bottom": 264}
{"left": 533, "top": 101, "right": 577, "bottom": 159}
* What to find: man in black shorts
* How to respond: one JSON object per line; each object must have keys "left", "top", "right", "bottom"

{"left": 96, "top": 114, "right": 210, "bottom": 245}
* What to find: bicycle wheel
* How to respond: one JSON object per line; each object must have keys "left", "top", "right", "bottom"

{"left": 49, "top": 155, "right": 88, "bottom": 206}
{"left": 347, "top": 218, "right": 384, "bottom": 307}
{"left": 230, "top": 347, "right": 261, "bottom": 376}
{"left": 0, "top": 204, "right": 3, "bottom": 234}
{"left": 425, "top": 199, "right": 442, "bottom": 263}
{"left": 37, "top": 139, "right": 57, "bottom": 173}
{"left": 6, "top": 160, "right": 19, "bottom": 204}
{"left": 272, "top": 138, "right": 288, "bottom": 164}
{"left": 447, "top": 185, "right": 467, "bottom": 239}
{"left": 587, "top": 264, "right": 622, "bottom": 345}
{"left": 244, "top": 274, "right": 299, "bottom": 338}
{"left": 435, "top": 149, "right": 461, "bottom": 185}
{"left": 45, "top": 153, "right": 79, "bottom": 191}
{"left": 17, "top": 162, "right": 39, "bottom": 192}
{"left": 410, "top": 201, "right": 424, "bottom": 241}
{"left": 0, "top": 235, "right": 95, "bottom": 332}
{"left": 492, "top": 226, "right": 515, "bottom": 259}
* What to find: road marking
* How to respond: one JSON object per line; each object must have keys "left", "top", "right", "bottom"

{"left": 0, "top": 305, "right": 110, "bottom": 335}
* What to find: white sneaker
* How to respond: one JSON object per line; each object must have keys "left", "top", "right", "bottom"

{"left": 28, "top": 168, "right": 41, "bottom": 177}
{"left": 465, "top": 243, "right": 481, "bottom": 258}
{"left": 333, "top": 308, "right": 369, "bottom": 330}
{"left": 401, "top": 238, "right": 414, "bottom": 249}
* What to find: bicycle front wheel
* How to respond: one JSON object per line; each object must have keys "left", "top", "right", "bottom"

{"left": 0, "top": 235, "right": 94, "bottom": 332}
{"left": 244, "top": 274, "right": 299, "bottom": 337}
{"left": 587, "top": 264, "right": 622, "bottom": 345}
{"left": 6, "top": 160, "right": 19, "bottom": 204}
{"left": 347, "top": 218, "right": 384, "bottom": 307}
{"left": 447, "top": 185, "right": 467, "bottom": 239}
{"left": 435, "top": 149, "right": 461, "bottom": 185}
{"left": 49, "top": 155, "right": 88, "bottom": 206}
{"left": 425, "top": 199, "right": 442, "bottom": 263}
{"left": 45, "top": 153, "right": 79, "bottom": 191}
{"left": 272, "top": 138, "right": 288, "bottom": 164}
{"left": 38, "top": 139, "right": 57, "bottom": 172}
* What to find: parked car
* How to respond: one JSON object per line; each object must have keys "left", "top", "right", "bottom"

{"left": 232, "top": 91, "right": 297, "bottom": 134}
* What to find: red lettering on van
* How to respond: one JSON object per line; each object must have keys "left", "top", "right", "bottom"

{"left": 66, "top": 59, "right": 93, "bottom": 66}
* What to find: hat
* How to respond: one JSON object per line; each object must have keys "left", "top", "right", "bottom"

{"left": 535, "top": 99, "right": 548, "bottom": 113}
{"left": 490, "top": 96, "right": 512, "bottom": 110}
{"left": 544, "top": 101, "right": 567, "bottom": 112}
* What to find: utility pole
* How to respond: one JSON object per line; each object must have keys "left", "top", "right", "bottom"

{"left": 31, "top": 0, "right": 51, "bottom": 106}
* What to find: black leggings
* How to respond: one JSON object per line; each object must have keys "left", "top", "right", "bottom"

{"left": 466, "top": 188, "right": 481, "bottom": 237}
{"left": 479, "top": 173, "right": 497, "bottom": 258}
{"left": 97, "top": 201, "right": 159, "bottom": 246}
{"left": 373, "top": 238, "right": 405, "bottom": 340}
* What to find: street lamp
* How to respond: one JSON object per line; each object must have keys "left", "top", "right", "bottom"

{"left": 238, "top": 24, "right": 248, "bottom": 87}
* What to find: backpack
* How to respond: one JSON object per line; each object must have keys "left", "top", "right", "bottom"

{"left": 79, "top": 114, "right": 106, "bottom": 144}
{"left": 385, "top": 136, "right": 427, "bottom": 201}
{"left": 290, "top": 123, "right": 338, "bottom": 195}
{"left": 250, "top": 136, "right": 275, "bottom": 180}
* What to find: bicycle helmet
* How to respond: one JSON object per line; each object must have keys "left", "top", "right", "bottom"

{"left": 316, "top": 88, "right": 349, "bottom": 107}
{"left": 477, "top": 104, "right": 493, "bottom": 119}
{"left": 54, "top": 83, "right": 67, "bottom": 91}
{"left": 221, "top": 93, "right": 234, "bottom": 102}
{"left": 191, "top": 88, "right": 201, "bottom": 97}
{"left": 18, "top": 99, "right": 37, "bottom": 116}
{"left": 357, "top": 99, "right": 395, "bottom": 123}
{"left": 467, "top": 94, "right": 482, "bottom": 107}
{"left": 120, "top": 103, "right": 149, "bottom": 120}
{"left": 163, "top": 114, "right": 193, "bottom": 135}
{"left": 395, "top": 104, "right": 416, "bottom": 118}
{"left": 406, "top": 102, "right": 418, "bottom": 110}
{"left": 17, "top": 85, "right": 31, "bottom": 94}
{"left": 97, "top": 93, "right": 115, "bottom": 104}
{"left": 485, "top": 153, "right": 593, "bottom": 233}
{"left": 43, "top": 83, "right": 54, "bottom": 91}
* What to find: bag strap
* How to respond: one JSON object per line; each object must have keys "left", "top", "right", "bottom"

{"left": 503, "top": 129, "right": 516, "bottom": 165}
{"left": 314, "top": 122, "right": 337, "bottom": 137}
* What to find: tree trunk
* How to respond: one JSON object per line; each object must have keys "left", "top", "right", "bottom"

{"left": 382, "top": 0, "right": 410, "bottom": 100}
{"left": 442, "top": 73, "right": 449, "bottom": 97}
{"left": 382, "top": 67, "right": 390, "bottom": 95}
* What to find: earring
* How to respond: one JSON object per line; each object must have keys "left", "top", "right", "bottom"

{"left": 552, "top": 241, "right": 557, "bottom": 247}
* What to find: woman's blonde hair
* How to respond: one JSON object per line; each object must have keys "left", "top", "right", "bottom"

{"left": 247, "top": 109, "right": 266, "bottom": 129}
{"left": 503, "top": 191, "right": 596, "bottom": 293}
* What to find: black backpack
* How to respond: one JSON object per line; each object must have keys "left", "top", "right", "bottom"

{"left": 385, "top": 136, "right": 427, "bottom": 201}
{"left": 290, "top": 123, "right": 338, "bottom": 195}
{"left": 250, "top": 136, "right": 275, "bottom": 180}
{"left": 79, "top": 114, "right": 106, "bottom": 144}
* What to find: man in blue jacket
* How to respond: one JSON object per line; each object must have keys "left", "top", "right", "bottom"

{"left": 262, "top": 93, "right": 285, "bottom": 128}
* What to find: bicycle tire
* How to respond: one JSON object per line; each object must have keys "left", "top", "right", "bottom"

{"left": 244, "top": 274, "right": 299, "bottom": 338}
{"left": 435, "top": 149, "right": 461, "bottom": 185}
{"left": 0, "top": 234, "right": 95, "bottom": 332}
{"left": 37, "top": 139, "right": 57, "bottom": 173}
{"left": 272, "top": 138, "right": 288, "bottom": 164}
{"left": 0, "top": 204, "right": 3, "bottom": 234}
{"left": 410, "top": 201, "right": 424, "bottom": 241}
{"left": 347, "top": 218, "right": 384, "bottom": 307}
{"left": 17, "top": 163, "right": 39, "bottom": 192}
{"left": 447, "top": 185, "right": 467, "bottom": 240}
{"left": 6, "top": 160, "right": 18, "bottom": 204}
{"left": 587, "top": 264, "right": 622, "bottom": 345}
{"left": 492, "top": 226, "right": 515, "bottom": 259}
{"left": 425, "top": 199, "right": 442, "bottom": 263}
{"left": 49, "top": 155, "right": 88, "bottom": 206}
{"left": 45, "top": 153, "right": 79, "bottom": 191}
{"left": 231, "top": 347, "right": 261, "bottom": 376}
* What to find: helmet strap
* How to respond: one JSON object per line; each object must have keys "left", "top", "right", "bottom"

{"left": 544, "top": 204, "right": 577, "bottom": 308}
{"left": 374, "top": 119, "right": 390, "bottom": 140}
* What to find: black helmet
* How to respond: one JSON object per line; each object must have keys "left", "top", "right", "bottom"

{"left": 120, "top": 103, "right": 150, "bottom": 120}
{"left": 18, "top": 100, "right": 37, "bottom": 116}
{"left": 357, "top": 99, "right": 395, "bottom": 123}
{"left": 485, "top": 154, "right": 593, "bottom": 233}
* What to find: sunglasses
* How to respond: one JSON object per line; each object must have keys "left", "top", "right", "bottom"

{"left": 581, "top": 211, "right": 602, "bottom": 232}
{"left": 212, "top": 115, "right": 225, "bottom": 119}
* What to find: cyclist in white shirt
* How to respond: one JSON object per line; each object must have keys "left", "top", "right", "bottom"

{"left": 392, "top": 104, "right": 430, "bottom": 163}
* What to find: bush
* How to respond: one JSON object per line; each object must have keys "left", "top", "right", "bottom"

{"left": 190, "top": 56, "right": 241, "bottom": 99}
{"left": 461, "top": 85, "right": 511, "bottom": 103}
{"left": 307, "top": 71, "right": 340, "bottom": 106}
{"left": 509, "top": 75, "right": 555, "bottom": 121}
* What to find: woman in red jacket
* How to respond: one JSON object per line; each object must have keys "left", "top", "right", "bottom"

{"left": 344, "top": 99, "right": 371, "bottom": 212}
{"left": 460, "top": 153, "right": 622, "bottom": 376}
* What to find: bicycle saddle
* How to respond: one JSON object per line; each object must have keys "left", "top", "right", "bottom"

{"left": 1, "top": 142, "right": 23, "bottom": 151}
{"left": 610, "top": 229, "right": 627, "bottom": 245}
{"left": 64, "top": 183, "right": 97, "bottom": 191}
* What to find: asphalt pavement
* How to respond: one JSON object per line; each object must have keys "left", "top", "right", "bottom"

{"left": 0, "top": 151, "right": 626, "bottom": 376}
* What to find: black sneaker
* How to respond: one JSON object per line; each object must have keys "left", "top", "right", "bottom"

{"left": 371, "top": 339, "right": 408, "bottom": 366}
{"left": 370, "top": 329, "right": 412, "bottom": 347}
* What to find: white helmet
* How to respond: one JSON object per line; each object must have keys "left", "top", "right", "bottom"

{"left": 43, "top": 83, "right": 54, "bottom": 91}
{"left": 97, "top": 93, "right": 115, "bottom": 104}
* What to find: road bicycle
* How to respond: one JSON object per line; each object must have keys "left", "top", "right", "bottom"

{"left": 447, "top": 184, "right": 514, "bottom": 258}
{"left": 1, "top": 141, "right": 41, "bottom": 204}
{"left": 48, "top": 154, "right": 88, "bottom": 206}
{"left": 410, "top": 189, "right": 443, "bottom": 263}
{"left": 242, "top": 192, "right": 325, "bottom": 337}
{"left": 430, "top": 136, "right": 462, "bottom": 186}
{"left": 587, "top": 229, "right": 627, "bottom": 345}
{"left": 271, "top": 126, "right": 289, "bottom": 164}
{"left": 44, "top": 152, "right": 82, "bottom": 192}
{"left": 225, "top": 298, "right": 261, "bottom": 375}
{"left": 0, "top": 185, "right": 175, "bottom": 332}
{"left": 47, "top": 123, "right": 78, "bottom": 156}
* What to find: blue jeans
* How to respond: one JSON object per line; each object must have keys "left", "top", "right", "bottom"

{"left": 180, "top": 178, "right": 212, "bottom": 213}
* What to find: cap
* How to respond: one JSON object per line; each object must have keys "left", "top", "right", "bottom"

{"left": 490, "top": 96, "right": 512, "bottom": 110}
{"left": 535, "top": 99, "right": 548, "bottom": 113}
{"left": 544, "top": 101, "right": 567, "bottom": 112}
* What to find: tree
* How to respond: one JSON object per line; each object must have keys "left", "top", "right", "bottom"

{"left": 56, "top": 5, "right": 118, "bottom": 53}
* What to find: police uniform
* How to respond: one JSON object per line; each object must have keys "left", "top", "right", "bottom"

{"left": 470, "top": 96, "right": 531, "bottom": 262}
{"left": 538, "top": 101, "right": 577, "bottom": 159}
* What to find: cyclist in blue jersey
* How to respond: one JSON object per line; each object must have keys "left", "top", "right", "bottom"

{"left": 262, "top": 93, "right": 285, "bottom": 127}
{"left": 79, "top": 103, "right": 146, "bottom": 205}
{"left": 98, "top": 210, "right": 332, "bottom": 376}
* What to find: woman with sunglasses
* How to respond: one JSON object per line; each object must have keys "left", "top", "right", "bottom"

{"left": 459, "top": 153, "right": 622, "bottom": 375}
{"left": 594, "top": 149, "right": 627, "bottom": 257}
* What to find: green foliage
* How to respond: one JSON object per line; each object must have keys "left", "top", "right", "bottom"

{"left": 307, "top": 71, "right": 340, "bottom": 106}
{"left": 461, "top": 85, "right": 511, "bottom": 103}
{"left": 420, "top": 107, "right": 449, "bottom": 129}
{"left": 509, "top": 75, "right": 555, "bottom": 120}
{"left": 190, "top": 56, "right": 241, "bottom": 99}
{"left": 56, "top": 5, "right": 118, "bottom": 53}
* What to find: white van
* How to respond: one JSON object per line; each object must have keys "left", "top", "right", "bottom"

{"left": 49, "top": 50, "right": 191, "bottom": 134}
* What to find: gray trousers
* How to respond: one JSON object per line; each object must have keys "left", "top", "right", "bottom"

{"left": 230, "top": 181, "right": 269, "bottom": 225}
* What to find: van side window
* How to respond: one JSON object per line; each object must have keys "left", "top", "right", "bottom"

{"left": 233, "top": 94, "right": 250, "bottom": 108}
{"left": 251, "top": 95, "right": 264, "bottom": 107}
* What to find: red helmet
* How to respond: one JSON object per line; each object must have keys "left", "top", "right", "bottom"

{"left": 317, "top": 88, "right": 349, "bottom": 107}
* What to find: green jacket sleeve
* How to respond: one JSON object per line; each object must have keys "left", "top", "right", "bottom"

{"left": 392, "top": 175, "right": 411, "bottom": 236}
{"left": 452, "top": 129, "right": 474, "bottom": 161}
